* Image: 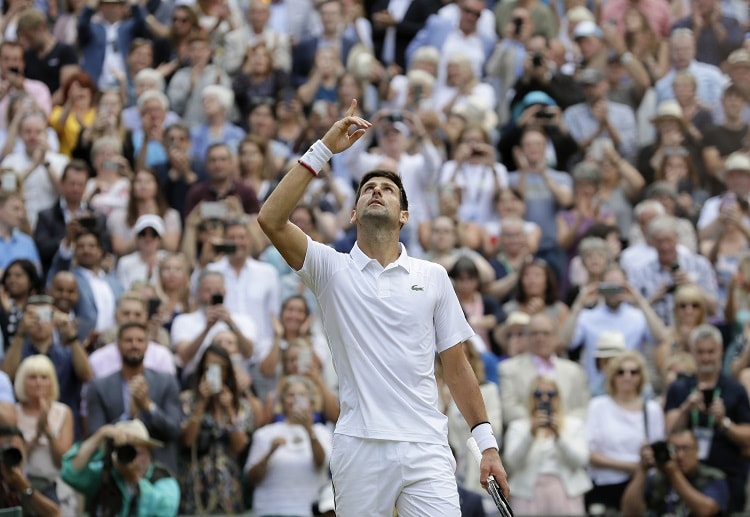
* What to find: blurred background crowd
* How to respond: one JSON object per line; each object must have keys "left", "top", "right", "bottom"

{"left": 0, "top": 0, "right": 749, "bottom": 514}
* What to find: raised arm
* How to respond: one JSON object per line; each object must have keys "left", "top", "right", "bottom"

{"left": 257, "top": 100, "right": 371, "bottom": 270}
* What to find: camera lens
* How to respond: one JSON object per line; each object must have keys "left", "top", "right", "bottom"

{"left": 115, "top": 444, "right": 137, "bottom": 464}
{"left": 0, "top": 446, "right": 22, "bottom": 468}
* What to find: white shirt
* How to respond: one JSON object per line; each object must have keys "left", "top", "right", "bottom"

{"left": 170, "top": 309, "right": 257, "bottom": 376}
{"left": 99, "top": 22, "right": 123, "bottom": 90}
{"left": 89, "top": 341, "right": 176, "bottom": 378}
{"left": 207, "top": 257, "right": 281, "bottom": 342}
{"left": 1, "top": 151, "right": 68, "bottom": 230}
{"left": 115, "top": 250, "right": 168, "bottom": 291}
{"left": 298, "top": 237, "right": 474, "bottom": 444}
{"left": 79, "top": 268, "right": 116, "bottom": 332}
{"left": 439, "top": 160, "right": 508, "bottom": 224}
{"left": 440, "top": 31, "right": 487, "bottom": 82}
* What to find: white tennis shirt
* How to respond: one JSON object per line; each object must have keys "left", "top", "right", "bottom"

{"left": 297, "top": 237, "right": 474, "bottom": 445}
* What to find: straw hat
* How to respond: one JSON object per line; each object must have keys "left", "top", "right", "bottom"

{"left": 594, "top": 331, "right": 626, "bottom": 359}
{"left": 114, "top": 419, "right": 164, "bottom": 448}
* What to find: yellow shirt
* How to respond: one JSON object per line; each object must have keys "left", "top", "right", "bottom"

{"left": 48, "top": 106, "right": 96, "bottom": 157}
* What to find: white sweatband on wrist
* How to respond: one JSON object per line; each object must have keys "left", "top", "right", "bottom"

{"left": 298, "top": 139, "right": 333, "bottom": 176}
{"left": 471, "top": 422, "right": 498, "bottom": 452}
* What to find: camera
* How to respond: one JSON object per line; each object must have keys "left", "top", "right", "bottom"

{"left": 702, "top": 388, "right": 716, "bottom": 407}
{"left": 147, "top": 298, "right": 161, "bottom": 319}
{"left": 598, "top": 282, "right": 623, "bottom": 296}
{"left": 384, "top": 112, "right": 403, "bottom": 124}
{"left": 650, "top": 440, "right": 672, "bottom": 465}
{"left": 213, "top": 242, "right": 237, "bottom": 255}
{"left": 8, "top": 67, "right": 19, "bottom": 75}
{"left": 0, "top": 445, "right": 22, "bottom": 468}
{"left": 537, "top": 400, "right": 551, "bottom": 426}
{"left": 513, "top": 17, "right": 523, "bottom": 36}
{"left": 532, "top": 52, "right": 544, "bottom": 67}
{"left": 78, "top": 216, "right": 98, "bottom": 230}
{"left": 211, "top": 294, "right": 224, "bottom": 306}
{"left": 535, "top": 109, "right": 554, "bottom": 120}
{"left": 114, "top": 444, "right": 137, "bottom": 464}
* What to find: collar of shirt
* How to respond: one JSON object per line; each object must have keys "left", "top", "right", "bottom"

{"left": 0, "top": 228, "right": 20, "bottom": 243}
{"left": 79, "top": 266, "right": 106, "bottom": 281}
{"left": 350, "top": 241, "right": 411, "bottom": 273}
{"left": 531, "top": 354, "right": 557, "bottom": 375}
{"left": 208, "top": 180, "right": 238, "bottom": 198}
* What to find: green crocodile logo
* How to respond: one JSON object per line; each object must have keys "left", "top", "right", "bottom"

{"left": 411, "top": 284, "right": 424, "bottom": 291}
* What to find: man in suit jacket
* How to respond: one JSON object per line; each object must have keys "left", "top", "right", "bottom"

{"left": 34, "top": 160, "right": 110, "bottom": 276}
{"left": 86, "top": 322, "right": 181, "bottom": 470}
{"left": 77, "top": 0, "right": 148, "bottom": 88}
{"left": 48, "top": 228, "right": 123, "bottom": 343}
{"left": 370, "top": 0, "right": 438, "bottom": 71}
{"left": 499, "top": 313, "right": 589, "bottom": 426}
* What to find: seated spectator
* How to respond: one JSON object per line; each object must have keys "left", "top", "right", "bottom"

{"left": 0, "top": 112, "right": 68, "bottom": 231}
{"left": 241, "top": 0, "right": 292, "bottom": 74}
{"left": 491, "top": 310, "right": 530, "bottom": 360}
{"left": 155, "top": 123, "right": 204, "bottom": 219}
{"left": 0, "top": 425, "right": 61, "bottom": 515}
{"left": 655, "top": 285, "right": 709, "bottom": 373}
{"left": 108, "top": 169, "right": 181, "bottom": 257}
{"left": 567, "top": 237, "right": 612, "bottom": 303}
{"left": 244, "top": 376, "right": 332, "bottom": 517}
{"left": 697, "top": 152, "right": 750, "bottom": 243}
{"left": 237, "top": 135, "right": 278, "bottom": 203}
{"left": 653, "top": 149, "right": 707, "bottom": 224}
{"left": 671, "top": 0, "right": 742, "bottom": 67}
{"left": 190, "top": 85, "right": 245, "bottom": 167}
{"left": 296, "top": 46, "right": 345, "bottom": 109}
{"left": 232, "top": 43, "right": 290, "bottom": 123}
{"left": 2, "top": 295, "right": 92, "bottom": 431}
{"left": 500, "top": 313, "right": 589, "bottom": 426}
{"left": 0, "top": 41, "right": 52, "bottom": 132}
{"left": 86, "top": 322, "right": 181, "bottom": 471}
{"left": 166, "top": 33, "right": 231, "bottom": 127}
{"left": 48, "top": 228, "right": 123, "bottom": 343}
{"left": 155, "top": 253, "right": 194, "bottom": 333}
{"left": 14, "top": 355, "right": 76, "bottom": 515}
{"left": 621, "top": 428, "right": 729, "bottom": 516}
{"left": 436, "top": 342, "right": 501, "bottom": 496}
{"left": 702, "top": 84, "right": 749, "bottom": 188}
{"left": 61, "top": 420, "right": 179, "bottom": 517}
{"left": 503, "top": 259, "right": 569, "bottom": 326}
{"left": 171, "top": 271, "right": 256, "bottom": 382}
{"left": 664, "top": 324, "right": 750, "bottom": 511}
{"left": 628, "top": 216, "right": 719, "bottom": 326}
{"left": 46, "top": 271, "right": 78, "bottom": 322}
{"left": 422, "top": 215, "right": 496, "bottom": 285}
{"left": 0, "top": 94, "right": 60, "bottom": 164}
{"left": 48, "top": 72, "right": 97, "bottom": 157}
{"left": 0, "top": 259, "right": 41, "bottom": 349}
{"left": 672, "top": 71, "right": 714, "bottom": 143}
{"left": 503, "top": 376, "right": 591, "bottom": 515}
{"left": 620, "top": 200, "right": 668, "bottom": 277}
{"left": 84, "top": 137, "right": 132, "bottom": 218}
{"left": 434, "top": 52, "right": 496, "bottom": 118}
{"left": 0, "top": 191, "right": 41, "bottom": 273}
{"left": 482, "top": 187, "right": 541, "bottom": 258}
{"left": 131, "top": 90, "right": 171, "bottom": 171}
{"left": 585, "top": 350, "right": 665, "bottom": 513}
{"left": 644, "top": 184, "right": 699, "bottom": 252}
{"left": 120, "top": 70, "right": 181, "bottom": 133}
{"left": 178, "top": 345, "right": 254, "bottom": 515}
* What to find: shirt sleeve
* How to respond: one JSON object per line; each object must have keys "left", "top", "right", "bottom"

{"left": 703, "top": 477, "right": 730, "bottom": 514}
{"left": 433, "top": 265, "right": 474, "bottom": 352}
{"left": 60, "top": 443, "right": 104, "bottom": 497}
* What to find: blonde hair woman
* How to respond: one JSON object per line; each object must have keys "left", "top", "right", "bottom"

{"left": 503, "top": 376, "right": 591, "bottom": 515}
{"left": 654, "top": 284, "right": 708, "bottom": 371}
{"left": 15, "top": 355, "right": 76, "bottom": 516}
{"left": 585, "top": 351, "right": 665, "bottom": 513}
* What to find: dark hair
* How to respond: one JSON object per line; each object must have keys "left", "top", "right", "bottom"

{"left": 205, "top": 142, "right": 231, "bottom": 159}
{"left": 448, "top": 256, "right": 480, "bottom": 281}
{"left": 126, "top": 169, "right": 169, "bottom": 227}
{"left": 195, "top": 344, "right": 241, "bottom": 412}
{"left": 0, "top": 425, "right": 23, "bottom": 440}
{"left": 354, "top": 169, "right": 409, "bottom": 211}
{"left": 165, "top": 122, "right": 190, "bottom": 142}
{"left": 1, "top": 259, "right": 41, "bottom": 297}
{"left": 117, "top": 321, "right": 147, "bottom": 341}
{"left": 493, "top": 186, "right": 525, "bottom": 204}
{"left": 61, "top": 160, "right": 91, "bottom": 182}
{"left": 515, "top": 259, "right": 559, "bottom": 306}
{"left": 584, "top": 223, "right": 620, "bottom": 240}
{"left": 75, "top": 228, "right": 102, "bottom": 248}
{"left": 655, "top": 151, "right": 701, "bottom": 188}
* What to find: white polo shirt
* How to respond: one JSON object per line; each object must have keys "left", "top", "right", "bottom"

{"left": 297, "top": 237, "right": 474, "bottom": 445}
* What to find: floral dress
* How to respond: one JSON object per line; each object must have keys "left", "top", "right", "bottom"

{"left": 178, "top": 391, "right": 255, "bottom": 515}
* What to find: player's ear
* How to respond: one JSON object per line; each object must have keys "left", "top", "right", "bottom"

{"left": 350, "top": 209, "right": 357, "bottom": 224}
{"left": 399, "top": 210, "right": 409, "bottom": 226}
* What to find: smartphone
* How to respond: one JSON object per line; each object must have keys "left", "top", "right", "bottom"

{"left": 78, "top": 216, "right": 98, "bottom": 230}
{"left": 297, "top": 347, "right": 313, "bottom": 374}
{"left": 200, "top": 201, "right": 228, "bottom": 220}
{"left": 36, "top": 306, "right": 53, "bottom": 323}
{"left": 213, "top": 242, "right": 238, "bottom": 255}
{"left": 513, "top": 16, "right": 523, "bottom": 36}
{"left": 535, "top": 109, "right": 554, "bottom": 120}
{"left": 293, "top": 393, "right": 311, "bottom": 413}
{"left": 1, "top": 172, "right": 17, "bottom": 191}
{"left": 702, "top": 388, "right": 715, "bottom": 407}
{"left": 650, "top": 440, "right": 672, "bottom": 465}
{"left": 101, "top": 159, "right": 120, "bottom": 171}
{"left": 206, "top": 363, "right": 222, "bottom": 395}
{"left": 147, "top": 297, "right": 161, "bottom": 319}
{"left": 532, "top": 52, "right": 544, "bottom": 68}
{"left": 598, "top": 282, "right": 623, "bottom": 296}
{"left": 537, "top": 400, "right": 551, "bottom": 425}
{"left": 211, "top": 293, "right": 224, "bottom": 305}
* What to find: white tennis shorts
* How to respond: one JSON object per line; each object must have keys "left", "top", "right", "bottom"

{"left": 330, "top": 434, "right": 461, "bottom": 517}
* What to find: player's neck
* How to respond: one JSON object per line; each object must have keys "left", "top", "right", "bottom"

{"left": 356, "top": 228, "right": 401, "bottom": 267}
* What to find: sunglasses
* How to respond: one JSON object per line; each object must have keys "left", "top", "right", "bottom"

{"left": 617, "top": 368, "right": 641, "bottom": 376}
{"left": 533, "top": 389, "right": 557, "bottom": 399}
{"left": 677, "top": 302, "right": 701, "bottom": 309}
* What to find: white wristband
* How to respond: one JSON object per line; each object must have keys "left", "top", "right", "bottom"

{"left": 471, "top": 422, "right": 497, "bottom": 452}
{"left": 298, "top": 139, "right": 333, "bottom": 176}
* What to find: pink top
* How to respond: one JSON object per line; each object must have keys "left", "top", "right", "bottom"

{"left": 0, "top": 79, "right": 51, "bottom": 130}
{"left": 600, "top": 0, "right": 672, "bottom": 38}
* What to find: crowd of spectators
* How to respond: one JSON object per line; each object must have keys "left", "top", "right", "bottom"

{"left": 0, "top": 0, "right": 748, "bottom": 514}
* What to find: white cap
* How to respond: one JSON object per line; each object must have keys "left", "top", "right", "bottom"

{"left": 134, "top": 214, "right": 165, "bottom": 237}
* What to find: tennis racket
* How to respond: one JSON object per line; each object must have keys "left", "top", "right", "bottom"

{"left": 466, "top": 437, "right": 514, "bottom": 517}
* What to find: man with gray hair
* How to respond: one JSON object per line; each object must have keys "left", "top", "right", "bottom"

{"left": 627, "top": 215, "right": 718, "bottom": 326}
{"left": 664, "top": 323, "right": 750, "bottom": 512}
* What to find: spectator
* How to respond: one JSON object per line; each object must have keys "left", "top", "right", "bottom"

{"left": 0, "top": 425, "right": 61, "bottom": 515}
{"left": 655, "top": 284, "right": 709, "bottom": 372}
{"left": 61, "top": 420, "right": 180, "bottom": 517}
{"left": 621, "top": 428, "right": 729, "bottom": 516}
{"left": 491, "top": 310, "right": 530, "bottom": 359}
{"left": 370, "top": 0, "right": 436, "bottom": 71}
{"left": 585, "top": 350, "right": 665, "bottom": 513}
{"left": 244, "top": 375, "right": 332, "bottom": 517}
{"left": 572, "top": 21, "right": 608, "bottom": 72}
{"left": 119, "top": 70, "right": 179, "bottom": 132}
{"left": 86, "top": 322, "right": 181, "bottom": 471}
{"left": 33, "top": 161, "right": 111, "bottom": 276}
{"left": 434, "top": 52, "right": 496, "bottom": 117}
{"left": 0, "top": 259, "right": 41, "bottom": 348}
{"left": 237, "top": 135, "right": 278, "bottom": 203}
{"left": 184, "top": 143, "right": 261, "bottom": 217}
{"left": 567, "top": 235, "right": 613, "bottom": 301}
{"left": 672, "top": 0, "right": 743, "bottom": 67}
{"left": 77, "top": 0, "right": 147, "bottom": 90}
{"left": 241, "top": 0, "right": 292, "bottom": 73}
{"left": 156, "top": 123, "right": 203, "bottom": 219}
{"left": 0, "top": 112, "right": 69, "bottom": 230}
{"left": 84, "top": 136, "right": 132, "bottom": 217}
{"left": 46, "top": 271, "right": 78, "bottom": 321}
{"left": 155, "top": 253, "right": 194, "bottom": 333}
{"left": 48, "top": 72, "right": 98, "bottom": 158}
{"left": 16, "top": 8, "right": 79, "bottom": 101}
{"left": 232, "top": 43, "right": 290, "bottom": 122}
{"left": 503, "top": 259, "right": 569, "bottom": 326}
{"left": 628, "top": 215, "right": 719, "bottom": 326}
{"left": 698, "top": 152, "right": 750, "bottom": 242}
{"left": 191, "top": 85, "right": 245, "bottom": 165}
{"left": 499, "top": 313, "right": 589, "bottom": 426}
{"left": 599, "top": 0, "right": 671, "bottom": 38}
{"left": 0, "top": 191, "right": 41, "bottom": 273}
{"left": 115, "top": 215, "right": 169, "bottom": 290}
{"left": 109, "top": 168, "right": 181, "bottom": 256}
{"left": 296, "top": 47, "right": 345, "bottom": 109}
{"left": 725, "top": 49, "right": 750, "bottom": 124}
{"left": 171, "top": 270, "right": 256, "bottom": 381}
{"left": 653, "top": 150, "right": 707, "bottom": 223}
{"left": 131, "top": 90, "right": 171, "bottom": 171}
{"left": 702, "top": 84, "right": 749, "bottom": 186}
{"left": 14, "top": 355, "right": 76, "bottom": 515}
{"left": 178, "top": 345, "right": 254, "bottom": 515}
{"left": 664, "top": 324, "right": 750, "bottom": 511}
{"left": 503, "top": 376, "right": 591, "bottom": 515}
{"left": 0, "top": 41, "right": 51, "bottom": 132}
{"left": 673, "top": 71, "right": 714, "bottom": 142}
{"left": 52, "top": 0, "right": 85, "bottom": 47}
{"left": 482, "top": 188, "right": 541, "bottom": 260}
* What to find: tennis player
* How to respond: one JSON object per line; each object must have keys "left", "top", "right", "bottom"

{"left": 258, "top": 101, "right": 508, "bottom": 516}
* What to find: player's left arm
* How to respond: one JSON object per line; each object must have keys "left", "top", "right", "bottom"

{"left": 438, "top": 344, "right": 509, "bottom": 496}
